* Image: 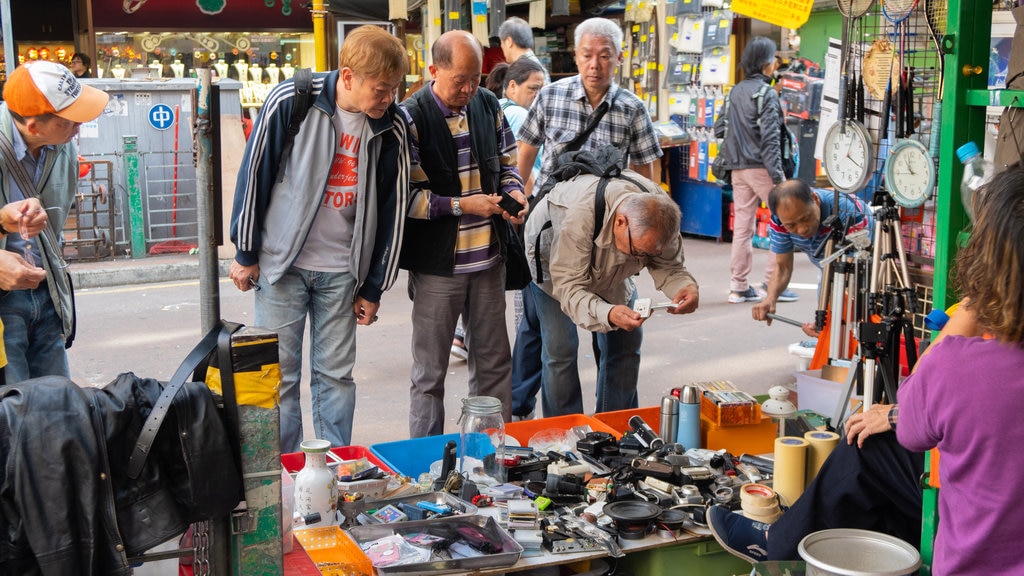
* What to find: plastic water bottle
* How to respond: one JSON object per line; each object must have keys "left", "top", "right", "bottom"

{"left": 956, "top": 141, "right": 995, "bottom": 222}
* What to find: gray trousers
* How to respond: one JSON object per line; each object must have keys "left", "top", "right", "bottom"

{"left": 408, "top": 264, "right": 513, "bottom": 437}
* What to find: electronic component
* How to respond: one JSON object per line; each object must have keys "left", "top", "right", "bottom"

{"left": 371, "top": 504, "right": 407, "bottom": 523}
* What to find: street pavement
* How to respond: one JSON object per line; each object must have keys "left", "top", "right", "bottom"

{"left": 67, "top": 235, "right": 820, "bottom": 446}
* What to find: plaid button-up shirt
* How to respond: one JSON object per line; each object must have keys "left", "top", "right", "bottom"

{"left": 518, "top": 75, "right": 662, "bottom": 192}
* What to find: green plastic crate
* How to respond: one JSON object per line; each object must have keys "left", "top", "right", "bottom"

{"left": 616, "top": 539, "right": 752, "bottom": 576}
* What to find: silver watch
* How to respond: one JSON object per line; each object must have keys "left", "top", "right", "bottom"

{"left": 451, "top": 197, "right": 463, "bottom": 216}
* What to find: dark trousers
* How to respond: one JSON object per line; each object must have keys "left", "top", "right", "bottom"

{"left": 768, "top": 431, "right": 925, "bottom": 560}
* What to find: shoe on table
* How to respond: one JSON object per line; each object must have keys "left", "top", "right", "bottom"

{"left": 728, "top": 286, "right": 764, "bottom": 304}
{"left": 761, "top": 282, "right": 799, "bottom": 302}
{"left": 450, "top": 338, "right": 468, "bottom": 361}
{"left": 707, "top": 505, "right": 770, "bottom": 564}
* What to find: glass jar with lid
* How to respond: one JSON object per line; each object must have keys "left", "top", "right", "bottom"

{"left": 458, "top": 396, "right": 506, "bottom": 485}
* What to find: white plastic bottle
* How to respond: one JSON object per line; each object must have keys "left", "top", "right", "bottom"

{"left": 956, "top": 141, "right": 995, "bottom": 222}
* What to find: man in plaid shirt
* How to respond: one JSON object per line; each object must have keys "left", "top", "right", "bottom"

{"left": 515, "top": 17, "right": 664, "bottom": 417}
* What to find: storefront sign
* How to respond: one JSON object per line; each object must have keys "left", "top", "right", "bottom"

{"left": 92, "top": 0, "right": 312, "bottom": 32}
{"left": 731, "top": 0, "right": 813, "bottom": 30}
{"left": 148, "top": 103, "right": 175, "bottom": 131}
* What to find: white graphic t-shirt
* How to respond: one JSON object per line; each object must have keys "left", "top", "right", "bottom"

{"left": 293, "top": 107, "right": 367, "bottom": 272}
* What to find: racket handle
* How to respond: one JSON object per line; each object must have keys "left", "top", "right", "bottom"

{"left": 929, "top": 101, "right": 942, "bottom": 158}
{"left": 837, "top": 73, "right": 848, "bottom": 121}
{"left": 880, "top": 85, "right": 892, "bottom": 140}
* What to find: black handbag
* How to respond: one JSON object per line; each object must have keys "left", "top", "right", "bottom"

{"left": 502, "top": 219, "right": 532, "bottom": 291}
{"left": 113, "top": 321, "right": 247, "bottom": 555}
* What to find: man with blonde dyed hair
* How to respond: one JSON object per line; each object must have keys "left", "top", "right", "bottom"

{"left": 230, "top": 25, "right": 410, "bottom": 452}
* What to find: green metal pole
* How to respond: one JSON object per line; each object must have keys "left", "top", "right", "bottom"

{"left": 122, "top": 135, "right": 147, "bottom": 259}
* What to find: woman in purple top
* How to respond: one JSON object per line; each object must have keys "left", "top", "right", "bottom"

{"left": 896, "top": 164, "right": 1024, "bottom": 575}
{"left": 707, "top": 166, "right": 1024, "bottom": 573}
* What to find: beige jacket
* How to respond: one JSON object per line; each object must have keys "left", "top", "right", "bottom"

{"left": 525, "top": 171, "right": 698, "bottom": 332}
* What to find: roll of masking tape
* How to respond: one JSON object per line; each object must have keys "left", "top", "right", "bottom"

{"left": 804, "top": 430, "right": 841, "bottom": 485}
{"left": 739, "top": 483, "right": 781, "bottom": 523}
{"left": 739, "top": 483, "right": 777, "bottom": 508}
{"left": 774, "top": 436, "right": 810, "bottom": 507}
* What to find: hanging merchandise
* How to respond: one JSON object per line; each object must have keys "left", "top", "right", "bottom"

{"left": 700, "top": 46, "right": 731, "bottom": 85}
{"left": 703, "top": 11, "right": 733, "bottom": 48}
{"left": 674, "top": 15, "right": 706, "bottom": 53}
{"left": 665, "top": 53, "right": 699, "bottom": 87}
{"left": 862, "top": 39, "right": 896, "bottom": 101}
{"left": 883, "top": 138, "right": 935, "bottom": 208}
{"left": 676, "top": 0, "right": 703, "bottom": 15}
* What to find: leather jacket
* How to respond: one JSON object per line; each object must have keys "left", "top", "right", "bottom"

{"left": 0, "top": 374, "right": 204, "bottom": 575}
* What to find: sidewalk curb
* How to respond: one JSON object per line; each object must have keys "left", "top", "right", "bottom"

{"left": 69, "top": 257, "right": 232, "bottom": 290}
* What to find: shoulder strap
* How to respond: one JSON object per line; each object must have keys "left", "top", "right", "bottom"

{"left": 565, "top": 87, "right": 618, "bottom": 154}
{"left": 593, "top": 173, "right": 647, "bottom": 240}
{"left": 126, "top": 320, "right": 244, "bottom": 480}
{"left": 0, "top": 131, "right": 66, "bottom": 271}
{"left": 753, "top": 83, "right": 771, "bottom": 117}
{"left": 275, "top": 68, "right": 313, "bottom": 184}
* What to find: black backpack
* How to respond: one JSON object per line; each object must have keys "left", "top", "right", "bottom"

{"left": 529, "top": 145, "right": 647, "bottom": 283}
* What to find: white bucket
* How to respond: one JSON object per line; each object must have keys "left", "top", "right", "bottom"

{"left": 798, "top": 529, "right": 921, "bottom": 576}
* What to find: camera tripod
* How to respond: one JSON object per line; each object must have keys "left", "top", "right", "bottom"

{"left": 828, "top": 189, "right": 920, "bottom": 429}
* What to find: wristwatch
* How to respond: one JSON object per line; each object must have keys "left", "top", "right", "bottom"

{"left": 451, "top": 197, "right": 463, "bottom": 217}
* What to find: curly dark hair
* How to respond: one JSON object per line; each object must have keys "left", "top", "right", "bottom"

{"left": 953, "top": 164, "right": 1024, "bottom": 343}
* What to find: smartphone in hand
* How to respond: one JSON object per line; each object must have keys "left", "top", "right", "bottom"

{"left": 498, "top": 190, "right": 525, "bottom": 216}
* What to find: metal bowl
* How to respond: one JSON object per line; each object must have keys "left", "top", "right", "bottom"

{"left": 798, "top": 528, "right": 921, "bottom": 576}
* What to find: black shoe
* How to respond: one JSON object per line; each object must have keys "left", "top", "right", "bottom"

{"left": 707, "top": 505, "right": 770, "bottom": 564}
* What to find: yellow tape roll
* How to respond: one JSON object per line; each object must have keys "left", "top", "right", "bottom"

{"left": 774, "top": 436, "right": 809, "bottom": 507}
{"left": 804, "top": 430, "right": 841, "bottom": 485}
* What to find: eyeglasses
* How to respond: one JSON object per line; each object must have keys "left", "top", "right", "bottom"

{"left": 625, "top": 222, "right": 660, "bottom": 259}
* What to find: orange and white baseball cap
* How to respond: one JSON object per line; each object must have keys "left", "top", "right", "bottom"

{"left": 3, "top": 60, "right": 108, "bottom": 123}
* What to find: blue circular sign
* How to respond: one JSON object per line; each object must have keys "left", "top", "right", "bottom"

{"left": 148, "top": 103, "right": 175, "bottom": 131}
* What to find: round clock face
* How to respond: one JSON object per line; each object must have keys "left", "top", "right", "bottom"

{"left": 884, "top": 139, "right": 935, "bottom": 208}
{"left": 823, "top": 120, "right": 875, "bottom": 194}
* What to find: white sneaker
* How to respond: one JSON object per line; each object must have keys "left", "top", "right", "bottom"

{"left": 450, "top": 340, "right": 468, "bottom": 361}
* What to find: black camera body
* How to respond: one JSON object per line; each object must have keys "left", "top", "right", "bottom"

{"left": 576, "top": 431, "right": 616, "bottom": 456}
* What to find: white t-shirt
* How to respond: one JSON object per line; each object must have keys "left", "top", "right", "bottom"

{"left": 293, "top": 107, "right": 367, "bottom": 272}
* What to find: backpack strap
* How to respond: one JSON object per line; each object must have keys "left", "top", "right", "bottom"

{"left": 275, "top": 67, "right": 313, "bottom": 183}
{"left": 753, "top": 83, "right": 771, "bottom": 117}
{"left": 593, "top": 173, "right": 647, "bottom": 239}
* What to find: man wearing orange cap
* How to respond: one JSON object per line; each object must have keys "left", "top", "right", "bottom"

{"left": 0, "top": 60, "right": 108, "bottom": 384}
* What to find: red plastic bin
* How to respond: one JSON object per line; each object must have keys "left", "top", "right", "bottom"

{"left": 281, "top": 445, "right": 391, "bottom": 474}
{"left": 592, "top": 406, "right": 661, "bottom": 435}
{"left": 505, "top": 414, "right": 618, "bottom": 446}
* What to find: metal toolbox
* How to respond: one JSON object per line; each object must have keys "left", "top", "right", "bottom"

{"left": 346, "top": 514, "right": 522, "bottom": 574}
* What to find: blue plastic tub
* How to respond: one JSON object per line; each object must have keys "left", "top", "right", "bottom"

{"left": 370, "top": 433, "right": 495, "bottom": 478}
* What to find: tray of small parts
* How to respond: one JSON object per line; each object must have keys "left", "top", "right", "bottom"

{"left": 346, "top": 514, "right": 523, "bottom": 574}
{"left": 343, "top": 491, "right": 478, "bottom": 527}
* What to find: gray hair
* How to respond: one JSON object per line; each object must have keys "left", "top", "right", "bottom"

{"left": 574, "top": 18, "right": 623, "bottom": 55}
{"left": 768, "top": 179, "right": 815, "bottom": 214}
{"left": 498, "top": 17, "right": 534, "bottom": 50}
{"left": 741, "top": 36, "right": 777, "bottom": 77}
{"left": 618, "top": 192, "right": 681, "bottom": 251}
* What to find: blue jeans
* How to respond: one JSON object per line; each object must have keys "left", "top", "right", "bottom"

{"left": 531, "top": 283, "right": 642, "bottom": 415}
{"left": 254, "top": 268, "right": 357, "bottom": 454}
{"left": 510, "top": 286, "right": 542, "bottom": 417}
{"left": 531, "top": 283, "right": 582, "bottom": 416}
{"left": 0, "top": 282, "right": 69, "bottom": 384}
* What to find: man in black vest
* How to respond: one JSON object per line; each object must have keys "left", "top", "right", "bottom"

{"left": 399, "top": 30, "right": 528, "bottom": 438}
